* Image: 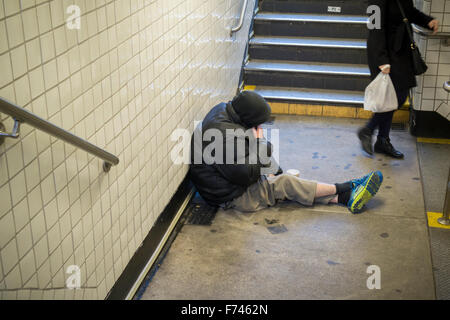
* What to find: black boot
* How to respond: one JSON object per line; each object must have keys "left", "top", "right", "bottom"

{"left": 374, "top": 137, "right": 404, "bottom": 159}
{"left": 357, "top": 127, "right": 374, "bottom": 155}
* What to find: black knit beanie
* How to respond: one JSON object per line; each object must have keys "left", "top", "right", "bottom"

{"left": 231, "top": 91, "right": 272, "bottom": 128}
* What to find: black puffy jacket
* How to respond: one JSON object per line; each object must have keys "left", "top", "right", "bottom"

{"left": 190, "top": 91, "right": 275, "bottom": 206}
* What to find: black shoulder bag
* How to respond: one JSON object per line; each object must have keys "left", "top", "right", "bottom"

{"left": 396, "top": 0, "right": 428, "bottom": 75}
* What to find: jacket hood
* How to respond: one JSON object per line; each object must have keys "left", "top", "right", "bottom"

{"left": 230, "top": 91, "right": 271, "bottom": 128}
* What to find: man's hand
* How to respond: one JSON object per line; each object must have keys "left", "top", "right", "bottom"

{"left": 428, "top": 19, "right": 439, "bottom": 35}
{"left": 379, "top": 64, "right": 390, "bottom": 74}
{"left": 252, "top": 126, "right": 264, "bottom": 139}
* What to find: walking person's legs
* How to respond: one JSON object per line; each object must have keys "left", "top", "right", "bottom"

{"left": 376, "top": 111, "right": 395, "bottom": 139}
{"left": 358, "top": 88, "right": 409, "bottom": 158}
{"left": 373, "top": 88, "right": 409, "bottom": 159}
{"left": 358, "top": 113, "right": 388, "bottom": 155}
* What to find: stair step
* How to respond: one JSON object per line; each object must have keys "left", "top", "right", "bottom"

{"left": 244, "top": 60, "right": 371, "bottom": 91}
{"left": 260, "top": 0, "right": 369, "bottom": 15}
{"left": 255, "top": 13, "right": 368, "bottom": 24}
{"left": 250, "top": 36, "right": 367, "bottom": 50}
{"left": 245, "top": 60, "right": 370, "bottom": 77}
{"left": 248, "top": 86, "right": 365, "bottom": 106}
{"left": 254, "top": 13, "right": 369, "bottom": 39}
{"left": 249, "top": 36, "right": 368, "bottom": 64}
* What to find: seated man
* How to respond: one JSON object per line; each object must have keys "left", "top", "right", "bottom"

{"left": 190, "top": 91, "right": 383, "bottom": 214}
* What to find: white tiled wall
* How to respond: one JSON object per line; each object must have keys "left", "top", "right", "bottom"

{"left": 0, "top": 0, "right": 255, "bottom": 300}
{"left": 414, "top": 0, "right": 450, "bottom": 120}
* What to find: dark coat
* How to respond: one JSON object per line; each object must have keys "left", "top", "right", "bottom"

{"left": 190, "top": 92, "right": 275, "bottom": 206}
{"left": 367, "top": 0, "right": 434, "bottom": 91}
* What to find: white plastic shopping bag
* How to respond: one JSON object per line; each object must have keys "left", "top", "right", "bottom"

{"left": 364, "top": 72, "right": 398, "bottom": 113}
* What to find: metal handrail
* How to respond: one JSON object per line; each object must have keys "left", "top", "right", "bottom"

{"left": 438, "top": 82, "right": 450, "bottom": 226}
{"left": 437, "top": 168, "right": 450, "bottom": 226}
{"left": 412, "top": 24, "right": 450, "bottom": 40}
{"left": 230, "top": 0, "right": 249, "bottom": 36}
{"left": 0, "top": 97, "right": 119, "bottom": 172}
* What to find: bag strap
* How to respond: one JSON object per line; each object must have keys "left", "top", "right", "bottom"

{"left": 395, "top": 0, "right": 417, "bottom": 49}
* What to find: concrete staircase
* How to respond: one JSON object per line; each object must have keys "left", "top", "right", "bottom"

{"left": 241, "top": 0, "right": 411, "bottom": 120}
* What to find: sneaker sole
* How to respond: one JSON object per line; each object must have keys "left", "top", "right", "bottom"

{"left": 349, "top": 172, "right": 382, "bottom": 214}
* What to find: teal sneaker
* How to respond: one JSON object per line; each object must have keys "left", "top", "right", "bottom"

{"left": 348, "top": 171, "right": 383, "bottom": 214}
{"left": 350, "top": 171, "right": 384, "bottom": 188}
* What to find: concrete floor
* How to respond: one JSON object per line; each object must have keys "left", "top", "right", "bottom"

{"left": 141, "top": 116, "right": 437, "bottom": 300}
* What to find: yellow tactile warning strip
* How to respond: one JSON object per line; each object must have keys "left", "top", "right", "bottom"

{"left": 417, "top": 137, "right": 450, "bottom": 145}
{"left": 239, "top": 85, "right": 411, "bottom": 121}
{"left": 402, "top": 96, "right": 411, "bottom": 108}
{"left": 266, "top": 102, "right": 410, "bottom": 122}
{"left": 427, "top": 212, "right": 450, "bottom": 230}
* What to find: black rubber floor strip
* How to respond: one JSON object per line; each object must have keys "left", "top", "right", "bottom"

{"left": 185, "top": 193, "right": 219, "bottom": 226}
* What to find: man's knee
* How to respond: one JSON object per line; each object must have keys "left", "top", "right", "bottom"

{"left": 269, "top": 174, "right": 302, "bottom": 194}
{"left": 271, "top": 174, "right": 298, "bottom": 185}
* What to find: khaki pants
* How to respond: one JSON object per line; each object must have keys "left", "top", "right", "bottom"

{"left": 223, "top": 174, "right": 336, "bottom": 213}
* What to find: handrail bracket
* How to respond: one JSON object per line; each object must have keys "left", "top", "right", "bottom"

{"left": 103, "top": 162, "right": 113, "bottom": 173}
{"left": 230, "top": 0, "right": 249, "bottom": 37}
{"left": 0, "top": 119, "right": 21, "bottom": 146}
